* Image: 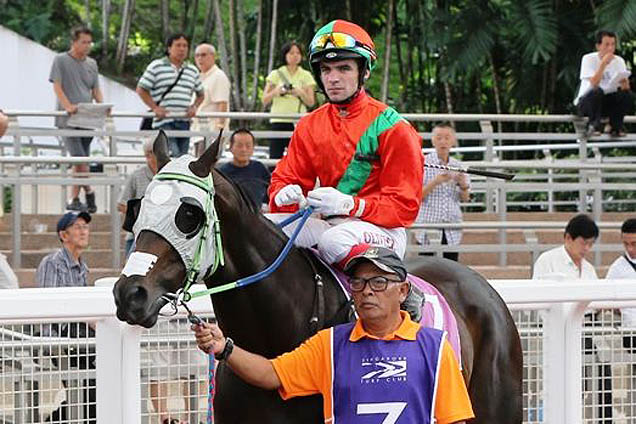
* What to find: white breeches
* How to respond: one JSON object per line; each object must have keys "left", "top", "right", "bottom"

{"left": 266, "top": 214, "right": 407, "bottom": 264}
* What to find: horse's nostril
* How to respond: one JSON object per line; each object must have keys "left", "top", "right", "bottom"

{"left": 125, "top": 284, "right": 148, "bottom": 307}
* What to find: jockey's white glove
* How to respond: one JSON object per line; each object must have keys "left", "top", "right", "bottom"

{"left": 274, "top": 184, "right": 306, "bottom": 207}
{"left": 307, "top": 187, "right": 354, "bottom": 216}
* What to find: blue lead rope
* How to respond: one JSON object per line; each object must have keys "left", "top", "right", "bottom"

{"left": 188, "top": 207, "right": 314, "bottom": 423}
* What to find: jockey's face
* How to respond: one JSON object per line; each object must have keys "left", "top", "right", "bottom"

{"left": 351, "top": 261, "right": 409, "bottom": 324}
{"left": 320, "top": 59, "right": 362, "bottom": 103}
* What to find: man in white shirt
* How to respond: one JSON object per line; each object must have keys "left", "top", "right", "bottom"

{"left": 193, "top": 43, "right": 231, "bottom": 154}
{"left": 574, "top": 30, "right": 633, "bottom": 137}
{"left": 606, "top": 219, "right": 636, "bottom": 327}
{"left": 533, "top": 214, "right": 599, "bottom": 280}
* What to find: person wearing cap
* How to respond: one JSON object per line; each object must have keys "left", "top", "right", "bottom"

{"left": 37, "top": 211, "right": 91, "bottom": 289}
{"left": 192, "top": 246, "right": 474, "bottom": 424}
{"left": 36, "top": 211, "right": 95, "bottom": 422}
{"left": 267, "top": 20, "right": 423, "bottom": 266}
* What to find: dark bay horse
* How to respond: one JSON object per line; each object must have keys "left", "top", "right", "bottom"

{"left": 113, "top": 132, "right": 523, "bottom": 423}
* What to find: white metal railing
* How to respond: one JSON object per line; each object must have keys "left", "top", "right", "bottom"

{"left": 3, "top": 280, "right": 636, "bottom": 423}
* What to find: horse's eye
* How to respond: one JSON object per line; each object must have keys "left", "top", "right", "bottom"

{"left": 175, "top": 201, "right": 205, "bottom": 237}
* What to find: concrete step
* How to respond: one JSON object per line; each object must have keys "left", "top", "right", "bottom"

{"left": 0, "top": 214, "right": 120, "bottom": 232}
{"left": 3, "top": 249, "right": 125, "bottom": 269}
{"left": 14, "top": 268, "right": 121, "bottom": 288}
{"left": 0, "top": 232, "right": 126, "bottom": 250}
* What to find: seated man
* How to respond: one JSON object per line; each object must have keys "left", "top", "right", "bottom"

{"left": 218, "top": 129, "right": 271, "bottom": 208}
{"left": 533, "top": 214, "right": 599, "bottom": 280}
{"left": 37, "top": 211, "right": 95, "bottom": 423}
{"left": 574, "top": 30, "right": 633, "bottom": 137}
{"left": 192, "top": 247, "right": 474, "bottom": 424}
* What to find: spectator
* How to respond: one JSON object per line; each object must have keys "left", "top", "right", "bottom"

{"left": 0, "top": 253, "right": 18, "bottom": 289}
{"left": 117, "top": 138, "right": 158, "bottom": 257}
{"left": 574, "top": 30, "right": 634, "bottom": 137}
{"left": 192, "top": 246, "right": 474, "bottom": 424}
{"left": 415, "top": 123, "right": 470, "bottom": 261}
{"left": 532, "top": 214, "right": 599, "bottom": 280}
{"left": 218, "top": 129, "right": 271, "bottom": 208}
{"left": 137, "top": 33, "right": 204, "bottom": 157}
{"left": 37, "top": 211, "right": 95, "bottom": 423}
{"left": 606, "top": 219, "right": 636, "bottom": 327}
{"left": 192, "top": 43, "right": 231, "bottom": 155}
{"left": 0, "top": 110, "right": 8, "bottom": 137}
{"left": 50, "top": 26, "right": 105, "bottom": 213}
{"left": 262, "top": 41, "right": 316, "bottom": 159}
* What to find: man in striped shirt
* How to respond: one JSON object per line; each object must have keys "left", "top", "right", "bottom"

{"left": 137, "top": 33, "right": 204, "bottom": 157}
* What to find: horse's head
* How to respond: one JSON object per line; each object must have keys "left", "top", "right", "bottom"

{"left": 113, "top": 130, "right": 223, "bottom": 327}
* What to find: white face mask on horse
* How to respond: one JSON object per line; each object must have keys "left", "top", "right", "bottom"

{"left": 123, "top": 155, "right": 220, "bottom": 286}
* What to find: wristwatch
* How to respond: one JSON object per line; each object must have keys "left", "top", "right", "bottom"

{"left": 215, "top": 337, "right": 234, "bottom": 361}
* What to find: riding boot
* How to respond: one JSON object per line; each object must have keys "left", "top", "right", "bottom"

{"left": 401, "top": 283, "right": 425, "bottom": 323}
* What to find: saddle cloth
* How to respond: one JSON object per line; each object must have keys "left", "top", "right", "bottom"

{"left": 315, "top": 253, "right": 462, "bottom": 363}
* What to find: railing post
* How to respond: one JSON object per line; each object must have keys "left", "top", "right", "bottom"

{"left": 590, "top": 150, "right": 603, "bottom": 269}
{"left": 479, "top": 120, "right": 495, "bottom": 213}
{"left": 497, "top": 184, "right": 507, "bottom": 266}
{"left": 575, "top": 120, "right": 588, "bottom": 213}
{"left": 543, "top": 149, "right": 554, "bottom": 212}
{"left": 564, "top": 302, "right": 588, "bottom": 423}
{"left": 106, "top": 117, "right": 117, "bottom": 156}
{"left": 106, "top": 164, "right": 121, "bottom": 269}
{"left": 7, "top": 164, "right": 21, "bottom": 268}
{"left": 96, "top": 317, "right": 142, "bottom": 424}
{"left": 543, "top": 303, "right": 568, "bottom": 423}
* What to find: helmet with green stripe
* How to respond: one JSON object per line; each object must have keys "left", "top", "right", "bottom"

{"left": 308, "top": 20, "right": 377, "bottom": 95}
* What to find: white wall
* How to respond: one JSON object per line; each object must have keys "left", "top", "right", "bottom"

{"left": 0, "top": 24, "right": 146, "bottom": 152}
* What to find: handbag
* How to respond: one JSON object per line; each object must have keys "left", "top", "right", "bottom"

{"left": 140, "top": 66, "right": 186, "bottom": 130}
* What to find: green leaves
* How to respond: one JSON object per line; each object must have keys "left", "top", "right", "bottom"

{"left": 597, "top": 0, "right": 636, "bottom": 38}
{"left": 508, "top": 0, "right": 557, "bottom": 64}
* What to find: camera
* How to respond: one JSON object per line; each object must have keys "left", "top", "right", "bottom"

{"left": 282, "top": 83, "right": 293, "bottom": 93}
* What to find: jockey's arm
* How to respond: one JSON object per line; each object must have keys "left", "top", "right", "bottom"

{"left": 192, "top": 322, "right": 281, "bottom": 390}
{"left": 268, "top": 127, "right": 317, "bottom": 212}
{"left": 354, "top": 122, "right": 423, "bottom": 227}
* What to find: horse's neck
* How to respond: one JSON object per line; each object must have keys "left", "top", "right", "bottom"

{"left": 209, "top": 178, "right": 326, "bottom": 354}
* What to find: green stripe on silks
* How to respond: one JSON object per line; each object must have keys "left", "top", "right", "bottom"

{"left": 336, "top": 107, "right": 405, "bottom": 196}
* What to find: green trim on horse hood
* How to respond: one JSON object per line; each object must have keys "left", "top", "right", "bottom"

{"left": 336, "top": 107, "right": 406, "bottom": 196}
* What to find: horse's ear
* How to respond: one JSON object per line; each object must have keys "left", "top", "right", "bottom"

{"left": 153, "top": 130, "right": 171, "bottom": 172}
{"left": 190, "top": 129, "right": 223, "bottom": 177}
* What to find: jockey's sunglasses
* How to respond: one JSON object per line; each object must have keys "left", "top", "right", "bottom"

{"left": 310, "top": 32, "right": 374, "bottom": 58}
{"left": 349, "top": 276, "right": 404, "bottom": 292}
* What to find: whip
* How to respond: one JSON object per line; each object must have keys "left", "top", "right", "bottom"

{"left": 424, "top": 163, "right": 515, "bottom": 181}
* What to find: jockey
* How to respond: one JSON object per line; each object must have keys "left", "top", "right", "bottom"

{"left": 267, "top": 20, "right": 424, "bottom": 316}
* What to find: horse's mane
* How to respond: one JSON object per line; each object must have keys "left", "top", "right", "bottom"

{"left": 212, "top": 168, "right": 291, "bottom": 243}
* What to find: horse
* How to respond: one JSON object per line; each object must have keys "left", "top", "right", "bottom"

{"left": 113, "top": 131, "right": 523, "bottom": 423}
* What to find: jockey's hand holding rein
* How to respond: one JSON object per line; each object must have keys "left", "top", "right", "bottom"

{"left": 191, "top": 322, "right": 282, "bottom": 390}
{"left": 274, "top": 184, "right": 306, "bottom": 207}
{"left": 307, "top": 187, "right": 355, "bottom": 216}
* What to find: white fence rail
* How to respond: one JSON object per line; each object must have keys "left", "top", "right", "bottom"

{"left": 3, "top": 280, "right": 636, "bottom": 423}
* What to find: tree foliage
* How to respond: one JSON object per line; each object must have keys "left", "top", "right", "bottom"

{"left": 1, "top": 0, "right": 635, "bottom": 120}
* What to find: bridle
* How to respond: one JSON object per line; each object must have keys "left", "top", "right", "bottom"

{"left": 150, "top": 169, "right": 315, "bottom": 313}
